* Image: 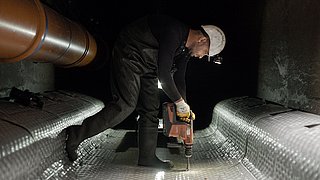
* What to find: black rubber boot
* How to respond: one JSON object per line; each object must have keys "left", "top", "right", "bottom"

{"left": 65, "top": 125, "right": 82, "bottom": 162}
{"left": 137, "top": 125, "right": 174, "bottom": 169}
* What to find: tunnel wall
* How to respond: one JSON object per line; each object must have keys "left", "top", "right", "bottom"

{"left": 0, "top": 62, "right": 55, "bottom": 97}
{"left": 257, "top": 0, "right": 320, "bottom": 114}
{"left": 212, "top": 96, "right": 320, "bottom": 180}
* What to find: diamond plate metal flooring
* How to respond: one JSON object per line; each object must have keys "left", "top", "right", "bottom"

{"left": 59, "top": 128, "right": 259, "bottom": 180}
{"left": 3, "top": 95, "right": 320, "bottom": 179}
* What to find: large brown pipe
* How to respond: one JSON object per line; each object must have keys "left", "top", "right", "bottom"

{"left": 0, "top": 0, "right": 97, "bottom": 67}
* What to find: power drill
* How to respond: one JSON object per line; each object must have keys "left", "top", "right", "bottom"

{"left": 162, "top": 102, "right": 194, "bottom": 171}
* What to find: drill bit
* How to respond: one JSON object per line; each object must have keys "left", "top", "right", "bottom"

{"left": 186, "top": 157, "right": 190, "bottom": 171}
{"left": 185, "top": 145, "right": 192, "bottom": 171}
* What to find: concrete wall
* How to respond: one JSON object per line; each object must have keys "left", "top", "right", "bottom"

{"left": 257, "top": 0, "right": 320, "bottom": 114}
{"left": 0, "top": 61, "right": 55, "bottom": 97}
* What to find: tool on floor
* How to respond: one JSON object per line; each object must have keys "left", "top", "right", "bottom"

{"left": 9, "top": 87, "right": 44, "bottom": 109}
{"left": 162, "top": 102, "right": 194, "bottom": 171}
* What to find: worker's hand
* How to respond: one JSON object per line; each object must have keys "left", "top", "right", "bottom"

{"left": 178, "top": 110, "right": 196, "bottom": 123}
{"left": 190, "top": 110, "right": 195, "bottom": 120}
{"left": 175, "top": 99, "right": 196, "bottom": 123}
{"left": 175, "top": 99, "right": 190, "bottom": 118}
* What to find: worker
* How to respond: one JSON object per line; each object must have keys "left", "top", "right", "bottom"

{"left": 65, "top": 14, "right": 226, "bottom": 169}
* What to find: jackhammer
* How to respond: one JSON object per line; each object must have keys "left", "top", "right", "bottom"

{"left": 162, "top": 102, "right": 194, "bottom": 171}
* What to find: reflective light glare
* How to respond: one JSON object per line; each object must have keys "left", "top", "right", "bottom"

{"left": 158, "top": 118, "right": 163, "bottom": 129}
{"left": 0, "top": 20, "right": 36, "bottom": 36}
{"left": 155, "top": 171, "right": 165, "bottom": 180}
{"left": 0, "top": 21, "right": 85, "bottom": 54}
{"left": 158, "top": 80, "right": 162, "bottom": 89}
{"left": 45, "top": 36, "right": 70, "bottom": 49}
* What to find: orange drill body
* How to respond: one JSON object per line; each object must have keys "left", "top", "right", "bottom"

{"left": 162, "top": 102, "right": 194, "bottom": 159}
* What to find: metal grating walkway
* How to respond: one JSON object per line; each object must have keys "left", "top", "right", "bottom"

{"left": 60, "top": 128, "right": 257, "bottom": 180}
{"left": 2, "top": 95, "right": 320, "bottom": 180}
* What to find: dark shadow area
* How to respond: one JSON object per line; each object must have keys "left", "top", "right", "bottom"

{"left": 47, "top": 0, "right": 265, "bottom": 131}
{"left": 115, "top": 131, "right": 138, "bottom": 152}
{"left": 115, "top": 131, "right": 179, "bottom": 152}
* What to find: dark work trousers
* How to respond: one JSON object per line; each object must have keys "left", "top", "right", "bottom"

{"left": 71, "top": 30, "right": 160, "bottom": 150}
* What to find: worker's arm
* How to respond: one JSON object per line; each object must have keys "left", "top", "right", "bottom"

{"left": 157, "top": 31, "right": 185, "bottom": 102}
{"left": 172, "top": 54, "right": 196, "bottom": 121}
{"left": 148, "top": 14, "right": 189, "bottom": 103}
{"left": 172, "top": 52, "right": 190, "bottom": 101}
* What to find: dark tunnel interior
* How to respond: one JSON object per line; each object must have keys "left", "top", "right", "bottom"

{"left": 2, "top": 0, "right": 320, "bottom": 179}
{"left": 48, "top": 0, "right": 264, "bottom": 130}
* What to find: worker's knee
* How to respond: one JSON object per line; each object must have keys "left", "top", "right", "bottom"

{"left": 137, "top": 110, "right": 159, "bottom": 126}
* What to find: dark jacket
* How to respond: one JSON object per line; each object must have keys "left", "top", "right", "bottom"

{"left": 114, "top": 14, "right": 191, "bottom": 102}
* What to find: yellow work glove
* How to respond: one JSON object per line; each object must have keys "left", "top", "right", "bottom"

{"left": 190, "top": 110, "right": 196, "bottom": 120}
{"left": 174, "top": 99, "right": 195, "bottom": 123}
{"left": 178, "top": 110, "right": 196, "bottom": 123}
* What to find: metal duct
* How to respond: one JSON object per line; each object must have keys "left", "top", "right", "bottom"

{"left": 0, "top": 0, "right": 97, "bottom": 67}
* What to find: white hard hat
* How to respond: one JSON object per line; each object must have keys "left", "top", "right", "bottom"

{"left": 201, "top": 25, "right": 226, "bottom": 57}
